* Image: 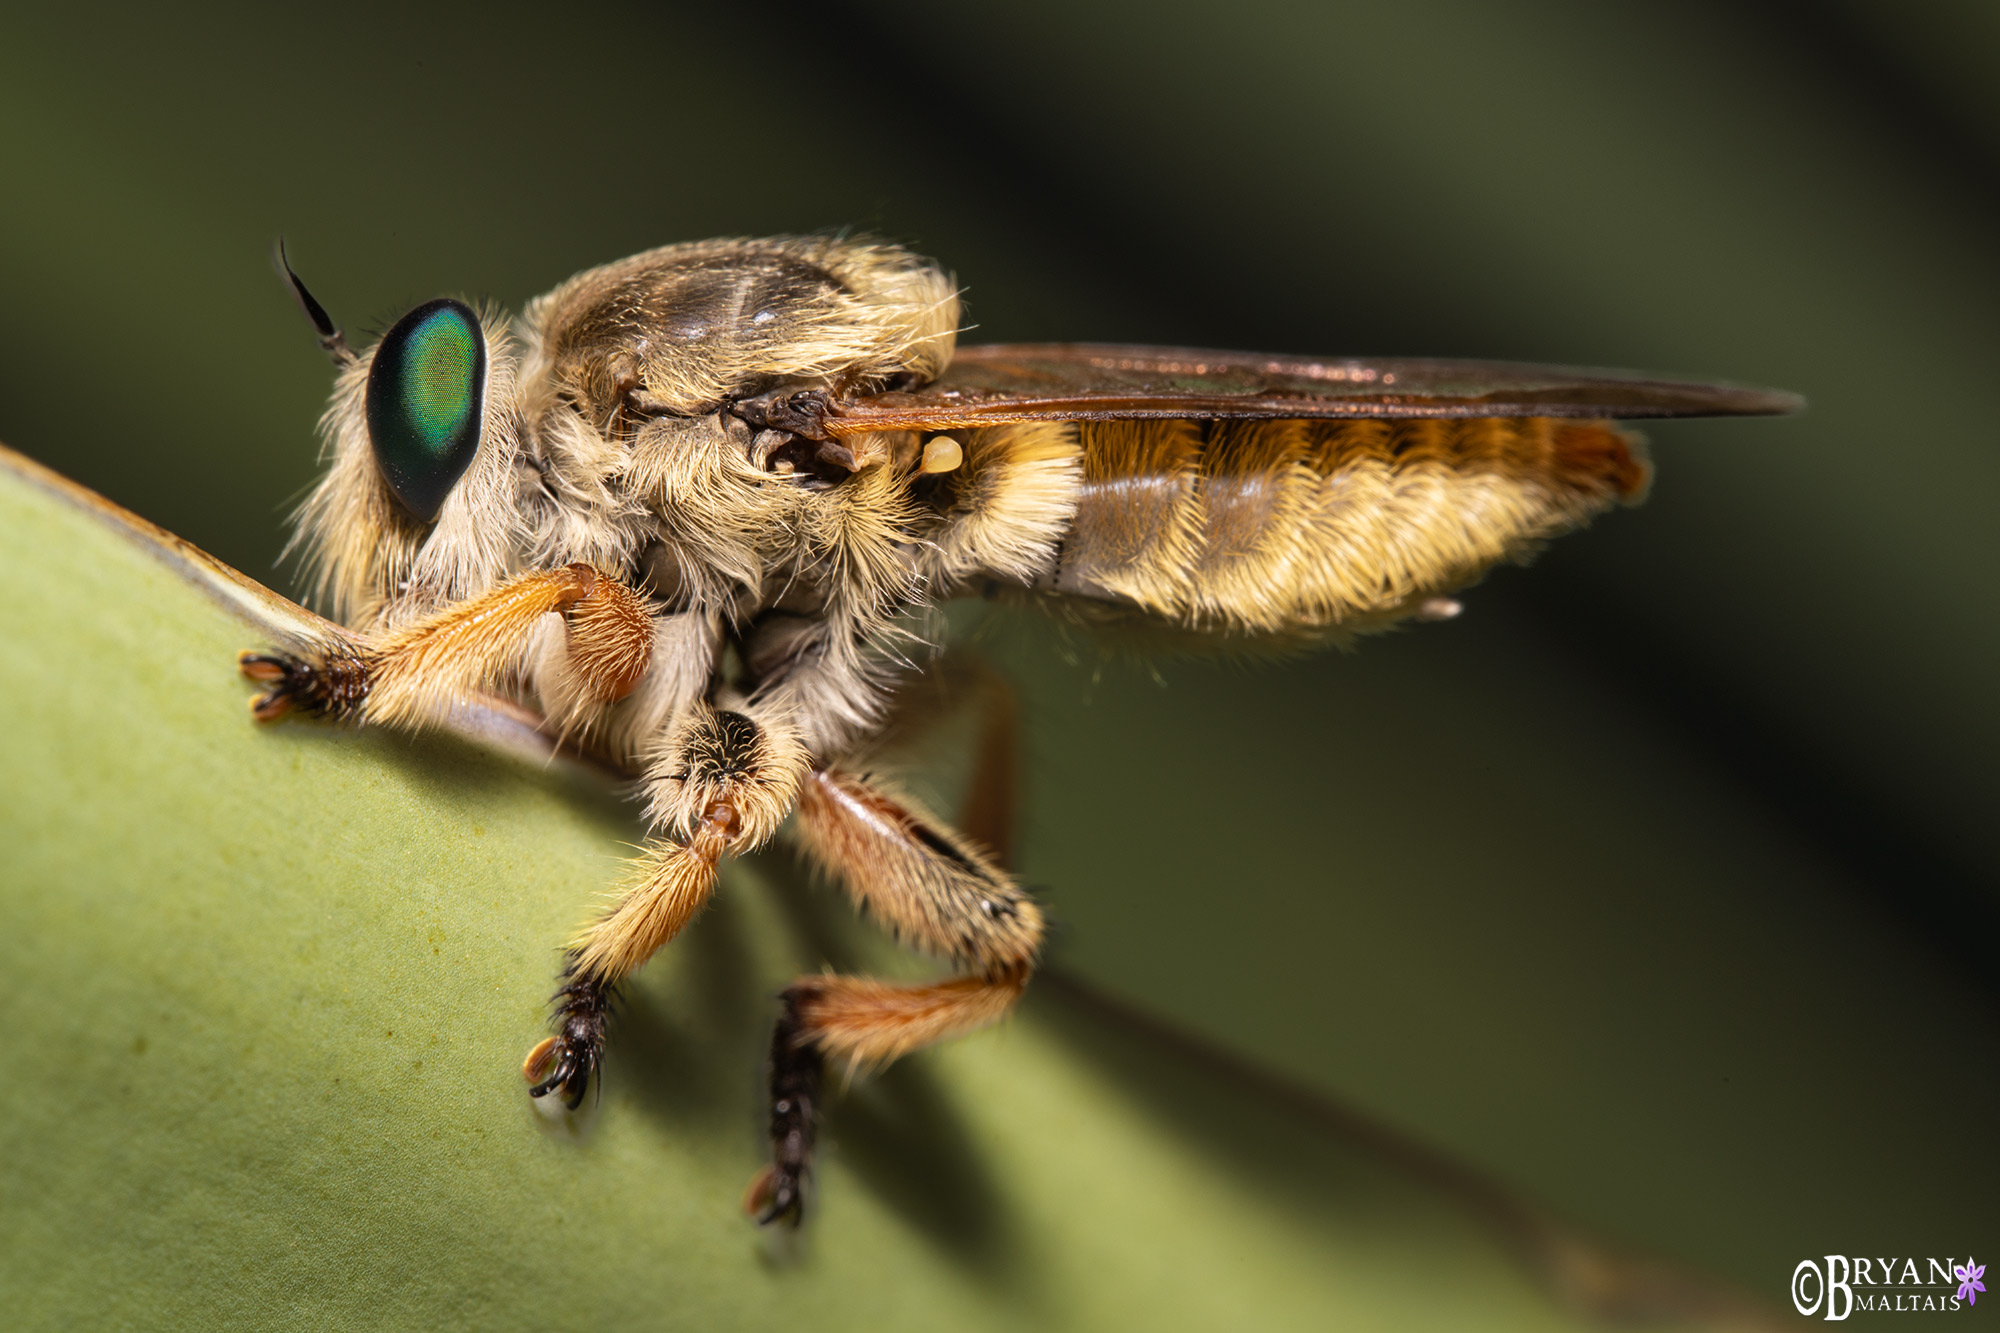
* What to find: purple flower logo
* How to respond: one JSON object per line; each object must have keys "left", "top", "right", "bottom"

{"left": 1957, "top": 1258, "right": 1986, "bottom": 1306}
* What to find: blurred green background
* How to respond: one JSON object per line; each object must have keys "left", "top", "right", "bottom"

{"left": 1, "top": 0, "right": 1995, "bottom": 1313}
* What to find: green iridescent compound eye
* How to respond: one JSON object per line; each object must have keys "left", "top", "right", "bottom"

{"left": 365, "top": 298, "right": 486, "bottom": 521}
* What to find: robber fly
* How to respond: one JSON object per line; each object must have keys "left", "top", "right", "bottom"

{"left": 238, "top": 235, "right": 1800, "bottom": 1226}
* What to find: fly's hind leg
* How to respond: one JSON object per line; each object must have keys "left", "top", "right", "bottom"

{"left": 524, "top": 700, "right": 808, "bottom": 1109}
{"left": 747, "top": 765, "right": 1044, "bottom": 1225}
{"left": 240, "top": 564, "right": 652, "bottom": 728}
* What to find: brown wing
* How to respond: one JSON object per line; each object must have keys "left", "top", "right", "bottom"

{"left": 824, "top": 342, "right": 1802, "bottom": 436}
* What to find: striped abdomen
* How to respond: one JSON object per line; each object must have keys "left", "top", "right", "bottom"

{"left": 1041, "top": 415, "right": 1648, "bottom": 635}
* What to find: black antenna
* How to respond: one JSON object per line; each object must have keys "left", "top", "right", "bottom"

{"left": 275, "top": 238, "right": 355, "bottom": 367}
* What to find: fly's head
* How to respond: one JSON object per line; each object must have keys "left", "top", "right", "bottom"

{"left": 282, "top": 250, "right": 527, "bottom": 631}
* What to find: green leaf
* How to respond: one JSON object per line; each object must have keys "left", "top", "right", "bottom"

{"left": 0, "top": 446, "right": 1765, "bottom": 1331}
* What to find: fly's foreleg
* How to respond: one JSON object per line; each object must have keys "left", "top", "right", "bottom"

{"left": 524, "top": 701, "right": 808, "bottom": 1109}
{"left": 239, "top": 564, "right": 651, "bottom": 729}
{"left": 746, "top": 767, "right": 1044, "bottom": 1226}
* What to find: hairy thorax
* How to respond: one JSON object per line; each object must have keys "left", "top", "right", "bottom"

{"left": 498, "top": 241, "right": 961, "bottom": 761}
